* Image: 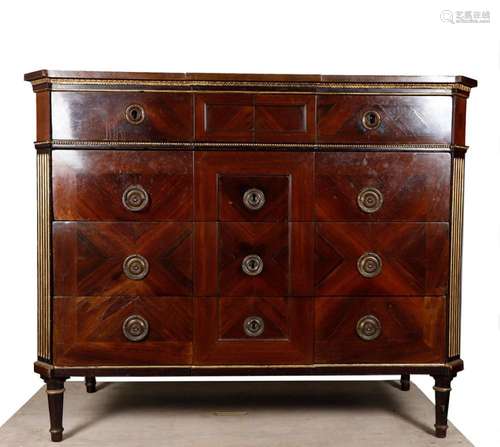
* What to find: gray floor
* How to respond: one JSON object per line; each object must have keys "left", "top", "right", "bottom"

{"left": 0, "top": 381, "right": 472, "bottom": 446}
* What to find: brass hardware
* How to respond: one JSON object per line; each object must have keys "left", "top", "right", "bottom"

{"left": 357, "top": 187, "right": 383, "bottom": 213}
{"left": 433, "top": 386, "right": 452, "bottom": 393}
{"left": 241, "top": 254, "right": 264, "bottom": 276}
{"left": 122, "top": 315, "right": 149, "bottom": 342}
{"left": 243, "top": 188, "right": 266, "bottom": 211}
{"left": 244, "top": 316, "right": 265, "bottom": 337}
{"left": 46, "top": 388, "right": 65, "bottom": 395}
{"left": 362, "top": 110, "right": 381, "bottom": 130}
{"left": 122, "top": 184, "right": 149, "bottom": 212}
{"left": 125, "top": 104, "right": 145, "bottom": 124}
{"left": 356, "top": 315, "right": 382, "bottom": 341}
{"left": 123, "top": 254, "right": 149, "bottom": 280}
{"left": 357, "top": 252, "right": 382, "bottom": 278}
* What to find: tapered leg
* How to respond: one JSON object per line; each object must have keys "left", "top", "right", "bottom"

{"left": 85, "top": 376, "right": 97, "bottom": 393}
{"left": 44, "top": 378, "right": 67, "bottom": 442}
{"left": 432, "top": 375, "right": 452, "bottom": 438}
{"left": 400, "top": 374, "right": 410, "bottom": 391}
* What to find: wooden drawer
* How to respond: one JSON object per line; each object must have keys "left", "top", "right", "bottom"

{"left": 194, "top": 297, "right": 313, "bottom": 365}
{"left": 195, "top": 151, "right": 314, "bottom": 221}
{"left": 53, "top": 222, "right": 193, "bottom": 297}
{"left": 53, "top": 150, "right": 193, "bottom": 221}
{"left": 54, "top": 297, "right": 193, "bottom": 366}
{"left": 315, "top": 152, "right": 451, "bottom": 221}
{"left": 317, "top": 95, "right": 452, "bottom": 144}
{"left": 195, "top": 222, "right": 313, "bottom": 297}
{"left": 51, "top": 91, "right": 193, "bottom": 141}
{"left": 315, "top": 222, "right": 449, "bottom": 296}
{"left": 315, "top": 297, "right": 446, "bottom": 363}
{"left": 195, "top": 93, "right": 315, "bottom": 142}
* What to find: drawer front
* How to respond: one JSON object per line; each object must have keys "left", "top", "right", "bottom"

{"left": 194, "top": 297, "right": 313, "bottom": 365}
{"left": 51, "top": 91, "right": 194, "bottom": 141}
{"left": 53, "top": 150, "right": 193, "bottom": 221}
{"left": 195, "top": 94, "right": 315, "bottom": 142}
{"left": 195, "top": 151, "right": 314, "bottom": 221}
{"left": 54, "top": 297, "right": 193, "bottom": 365}
{"left": 315, "top": 152, "right": 451, "bottom": 221}
{"left": 315, "top": 222, "right": 449, "bottom": 296}
{"left": 53, "top": 222, "right": 193, "bottom": 297}
{"left": 317, "top": 95, "right": 452, "bottom": 144}
{"left": 315, "top": 297, "right": 446, "bottom": 363}
{"left": 195, "top": 222, "right": 314, "bottom": 297}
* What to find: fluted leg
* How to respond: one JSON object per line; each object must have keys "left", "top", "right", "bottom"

{"left": 85, "top": 376, "right": 96, "bottom": 393}
{"left": 400, "top": 374, "right": 410, "bottom": 391}
{"left": 432, "top": 375, "right": 452, "bottom": 438}
{"left": 45, "top": 377, "right": 67, "bottom": 442}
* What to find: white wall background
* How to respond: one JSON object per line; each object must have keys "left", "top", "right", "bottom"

{"left": 0, "top": 1, "right": 498, "bottom": 445}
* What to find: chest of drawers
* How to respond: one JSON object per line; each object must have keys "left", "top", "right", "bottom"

{"left": 25, "top": 70, "right": 476, "bottom": 442}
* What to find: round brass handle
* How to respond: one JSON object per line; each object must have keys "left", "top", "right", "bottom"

{"left": 356, "top": 315, "right": 381, "bottom": 341}
{"left": 122, "top": 185, "right": 149, "bottom": 212}
{"left": 357, "top": 187, "right": 383, "bottom": 213}
{"left": 122, "top": 315, "right": 149, "bottom": 342}
{"left": 241, "top": 254, "right": 264, "bottom": 276}
{"left": 243, "top": 188, "right": 266, "bottom": 211}
{"left": 125, "top": 104, "right": 145, "bottom": 125}
{"left": 244, "top": 316, "right": 265, "bottom": 337}
{"left": 123, "top": 254, "right": 149, "bottom": 280}
{"left": 357, "top": 252, "right": 382, "bottom": 278}
{"left": 361, "top": 110, "right": 381, "bottom": 130}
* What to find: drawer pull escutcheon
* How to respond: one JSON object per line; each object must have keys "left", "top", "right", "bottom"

{"left": 361, "top": 110, "right": 381, "bottom": 130}
{"left": 125, "top": 104, "right": 145, "bottom": 125}
{"left": 123, "top": 254, "right": 149, "bottom": 280}
{"left": 357, "top": 187, "right": 384, "bottom": 213}
{"left": 244, "top": 316, "right": 265, "bottom": 337}
{"left": 356, "top": 315, "right": 381, "bottom": 341}
{"left": 122, "top": 315, "right": 149, "bottom": 342}
{"left": 357, "top": 252, "right": 382, "bottom": 278}
{"left": 241, "top": 254, "right": 264, "bottom": 276}
{"left": 243, "top": 188, "right": 266, "bottom": 211}
{"left": 122, "top": 184, "right": 149, "bottom": 212}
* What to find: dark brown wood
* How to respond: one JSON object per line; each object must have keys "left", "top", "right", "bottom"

{"left": 432, "top": 375, "right": 453, "bottom": 438}
{"left": 84, "top": 376, "right": 96, "bottom": 393}
{"left": 400, "top": 374, "right": 410, "bottom": 391}
{"left": 44, "top": 377, "right": 67, "bottom": 442}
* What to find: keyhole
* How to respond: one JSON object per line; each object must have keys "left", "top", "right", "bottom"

{"left": 250, "top": 320, "right": 259, "bottom": 331}
{"left": 249, "top": 259, "right": 257, "bottom": 269}
{"left": 131, "top": 109, "right": 138, "bottom": 120}
{"left": 362, "top": 110, "right": 381, "bottom": 130}
{"left": 367, "top": 113, "right": 376, "bottom": 125}
{"left": 126, "top": 104, "right": 145, "bottom": 124}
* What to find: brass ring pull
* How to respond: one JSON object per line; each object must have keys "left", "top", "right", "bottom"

{"left": 123, "top": 254, "right": 149, "bottom": 280}
{"left": 244, "top": 316, "right": 265, "bottom": 337}
{"left": 357, "top": 187, "right": 383, "bottom": 213}
{"left": 125, "top": 104, "right": 145, "bottom": 125}
{"left": 241, "top": 254, "right": 264, "bottom": 276}
{"left": 122, "top": 185, "right": 149, "bottom": 212}
{"left": 243, "top": 188, "right": 266, "bottom": 211}
{"left": 357, "top": 252, "right": 382, "bottom": 278}
{"left": 122, "top": 315, "right": 149, "bottom": 342}
{"left": 361, "top": 110, "right": 381, "bottom": 130}
{"left": 356, "top": 315, "right": 381, "bottom": 341}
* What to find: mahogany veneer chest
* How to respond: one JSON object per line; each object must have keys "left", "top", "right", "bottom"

{"left": 25, "top": 70, "right": 476, "bottom": 442}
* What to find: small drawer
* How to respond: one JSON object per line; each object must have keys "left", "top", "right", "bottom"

{"left": 51, "top": 91, "right": 193, "bottom": 141}
{"left": 315, "top": 152, "right": 451, "bottom": 221}
{"left": 53, "top": 150, "right": 193, "bottom": 221}
{"left": 317, "top": 95, "right": 452, "bottom": 144}
{"left": 53, "top": 222, "right": 193, "bottom": 297}
{"left": 315, "top": 297, "right": 446, "bottom": 363}
{"left": 54, "top": 296, "right": 193, "bottom": 366}
{"left": 315, "top": 222, "right": 449, "bottom": 296}
{"left": 194, "top": 297, "right": 313, "bottom": 365}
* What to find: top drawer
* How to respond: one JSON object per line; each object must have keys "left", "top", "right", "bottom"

{"left": 51, "top": 91, "right": 194, "bottom": 141}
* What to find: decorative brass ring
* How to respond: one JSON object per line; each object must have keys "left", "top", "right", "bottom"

{"left": 244, "top": 316, "right": 265, "bottom": 337}
{"left": 123, "top": 254, "right": 149, "bottom": 280}
{"left": 241, "top": 254, "right": 264, "bottom": 276}
{"left": 125, "top": 104, "right": 145, "bottom": 125}
{"left": 357, "top": 187, "right": 383, "bottom": 213}
{"left": 122, "top": 315, "right": 149, "bottom": 342}
{"left": 361, "top": 110, "right": 381, "bottom": 130}
{"left": 243, "top": 188, "right": 266, "bottom": 211}
{"left": 357, "top": 252, "right": 382, "bottom": 278}
{"left": 356, "top": 315, "right": 382, "bottom": 341}
{"left": 122, "top": 184, "right": 149, "bottom": 212}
